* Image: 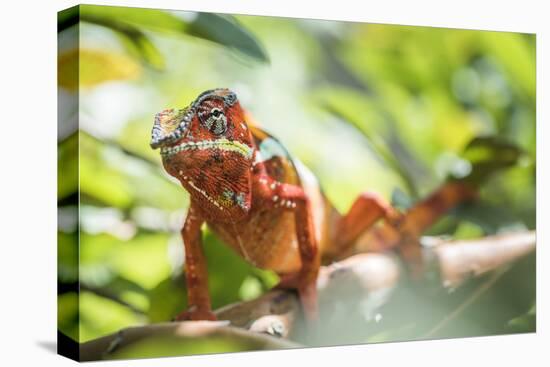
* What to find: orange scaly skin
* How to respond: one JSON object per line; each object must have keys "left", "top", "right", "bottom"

{"left": 150, "top": 88, "right": 476, "bottom": 322}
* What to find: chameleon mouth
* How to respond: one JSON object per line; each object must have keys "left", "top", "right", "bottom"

{"left": 150, "top": 107, "right": 194, "bottom": 149}
{"left": 160, "top": 138, "right": 253, "bottom": 160}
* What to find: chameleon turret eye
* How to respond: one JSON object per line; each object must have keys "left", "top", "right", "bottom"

{"left": 198, "top": 104, "right": 228, "bottom": 135}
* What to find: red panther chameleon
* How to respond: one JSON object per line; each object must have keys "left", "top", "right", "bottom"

{"left": 150, "top": 88, "right": 476, "bottom": 321}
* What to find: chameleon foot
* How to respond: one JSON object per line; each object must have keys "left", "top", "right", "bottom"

{"left": 275, "top": 272, "right": 318, "bottom": 321}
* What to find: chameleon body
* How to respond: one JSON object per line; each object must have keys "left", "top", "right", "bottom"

{"left": 151, "top": 88, "right": 473, "bottom": 321}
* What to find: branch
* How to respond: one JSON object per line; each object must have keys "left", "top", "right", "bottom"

{"left": 432, "top": 230, "right": 536, "bottom": 288}
{"left": 80, "top": 321, "right": 301, "bottom": 361}
{"left": 79, "top": 230, "right": 535, "bottom": 359}
{"left": 216, "top": 231, "right": 536, "bottom": 338}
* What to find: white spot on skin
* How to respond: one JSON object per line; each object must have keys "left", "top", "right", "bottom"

{"left": 240, "top": 122, "right": 247, "bottom": 130}
{"left": 273, "top": 195, "right": 279, "bottom": 202}
{"left": 187, "top": 180, "right": 224, "bottom": 210}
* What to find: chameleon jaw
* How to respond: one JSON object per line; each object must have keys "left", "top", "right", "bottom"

{"left": 160, "top": 138, "right": 254, "bottom": 160}
{"left": 150, "top": 107, "right": 195, "bottom": 149}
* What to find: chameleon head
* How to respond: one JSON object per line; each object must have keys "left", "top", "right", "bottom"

{"left": 150, "top": 88, "right": 255, "bottom": 221}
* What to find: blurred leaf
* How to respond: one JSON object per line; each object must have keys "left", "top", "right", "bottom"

{"left": 80, "top": 232, "right": 172, "bottom": 290}
{"left": 114, "top": 30, "right": 165, "bottom": 70}
{"left": 58, "top": 133, "right": 78, "bottom": 200}
{"left": 79, "top": 132, "right": 188, "bottom": 210}
{"left": 451, "top": 202, "right": 522, "bottom": 234}
{"left": 452, "top": 221, "right": 484, "bottom": 239}
{"left": 508, "top": 303, "right": 536, "bottom": 332}
{"left": 80, "top": 291, "right": 144, "bottom": 342}
{"left": 481, "top": 32, "right": 536, "bottom": 101}
{"left": 110, "top": 335, "right": 259, "bottom": 359}
{"left": 59, "top": 5, "right": 269, "bottom": 66}
{"left": 58, "top": 48, "right": 141, "bottom": 90}
{"left": 110, "top": 233, "right": 172, "bottom": 289}
{"left": 314, "top": 87, "right": 420, "bottom": 195}
{"left": 58, "top": 6, "right": 79, "bottom": 32}
{"left": 238, "top": 276, "right": 264, "bottom": 301}
{"left": 203, "top": 230, "right": 278, "bottom": 309}
{"left": 58, "top": 292, "right": 80, "bottom": 342}
{"left": 58, "top": 232, "right": 79, "bottom": 282}
{"left": 147, "top": 276, "right": 187, "bottom": 322}
{"left": 81, "top": 5, "right": 185, "bottom": 33}
{"left": 117, "top": 119, "right": 161, "bottom": 163}
{"left": 457, "top": 136, "right": 523, "bottom": 186}
{"left": 186, "top": 13, "right": 269, "bottom": 63}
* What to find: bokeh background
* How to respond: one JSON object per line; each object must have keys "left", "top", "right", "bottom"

{"left": 57, "top": 4, "right": 535, "bottom": 356}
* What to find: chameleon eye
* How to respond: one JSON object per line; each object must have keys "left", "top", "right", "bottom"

{"left": 203, "top": 107, "right": 227, "bottom": 135}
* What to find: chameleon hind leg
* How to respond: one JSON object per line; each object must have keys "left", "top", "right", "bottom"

{"left": 331, "top": 192, "right": 403, "bottom": 258}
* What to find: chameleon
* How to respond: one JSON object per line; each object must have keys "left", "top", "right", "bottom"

{"left": 150, "top": 88, "right": 476, "bottom": 321}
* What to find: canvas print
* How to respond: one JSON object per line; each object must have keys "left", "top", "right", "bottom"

{"left": 57, "top": 4, "right": 536, "bottom": 361}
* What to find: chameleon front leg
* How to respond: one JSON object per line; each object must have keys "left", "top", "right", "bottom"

{"left": 175, "top": 204, "right": 216, "bottom": 321}
{"left": 331, "top": 192, "right": 403, "bottom": 257}
{"left": 259, "top": 179, "right": 321, "bottom": 320}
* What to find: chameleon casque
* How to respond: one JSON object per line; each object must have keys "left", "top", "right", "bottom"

{"left": 150, "top": 88, "right": 474, "bottom": 322}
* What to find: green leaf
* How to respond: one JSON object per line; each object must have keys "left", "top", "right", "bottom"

{"left": 58, "top": 6, "right": 79, "bottom": 32}
{"left": 457, "top": 136, "right": 523, "bottom": 186}
{"left": 58, "top": 292, "right": 80, "bottom": 342}
{"left": 508, "top": 303, "right": 536, "bottom": 332}
{"left": 79, "top": 291, "right": 144, "bottom": 342}
{"left": 82, "top": 5, "right": 185, "bottom": 32}
{"left": 79, "top": 132, "right": 188, "bottom": 210}
{"left": 80, "top": 232, "right": 172, "bottom": 290}
{"left": 59, "top": 48, "right": 142, "bottom": 90}
{"left": 61, "top": 5, "right": 269, "bottom": 66}
{"left": 147, "top": 276, "right": 187, "bottom": 322}
{"left": 58, "top": 133, "right": 78, "bottom": 199}
{"left": 314, "top": 87, "right": 420, "bottom": 196}
{"left": 109, "top": 334, "right": 259, "bottom": 360}
{"left": 58, "top": 6, "right": 166, "bottom": 70}
{"left": 186, "top": 13, "right": 269, "bottom": 63}
{"left": 113, "top": 29, "right": 165, "bottom": 70}
{"left": 481, "top": 32, "right": 535, "bottom": 101}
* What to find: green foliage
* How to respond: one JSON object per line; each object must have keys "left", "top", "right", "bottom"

{"left": 110, "top": 335, "right": 259, "bottom": 359}
{"left": 59, "top": 5, "right": 268, "bottom": 71}
{"left": 185, "top": 13, "right": 269, "bottom": 63}
{"left": 458, "top": 136, "right": 524, "bottom": 185}
{"left": 58, "top": 5, "right": 535, "bottom": 354}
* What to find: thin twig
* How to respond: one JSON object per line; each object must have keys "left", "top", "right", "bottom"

{"left": 422, "top": 267, "right": 508, "bottom": 338}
